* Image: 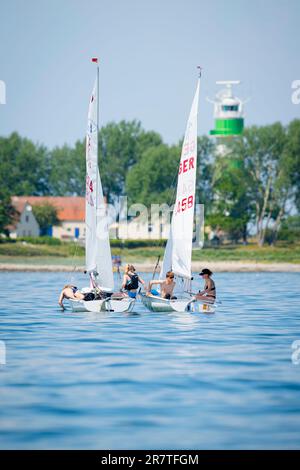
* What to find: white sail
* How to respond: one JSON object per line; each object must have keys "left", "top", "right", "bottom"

{"left": 160, "top": 79, "right": 200, "bottom": 280}
{"left": 85, "top": 78, "right": 114, "bottom": 290}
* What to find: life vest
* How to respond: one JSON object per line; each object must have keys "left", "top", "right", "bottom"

{"left": 125, "top": 273, "right": 139, "bottom": 290}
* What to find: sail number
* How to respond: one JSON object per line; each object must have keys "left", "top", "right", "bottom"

{"left": 175, "top": 195, "right": 194, "bottom": 214}
{"left": 86, "top": 175, "right": 94, "bottom": 206}
{"left": 183, "top": 140, "right": 196, "bottom": 156}
{"left": 179, "top": 157, "right": 195, "bottom": 175}
{"left": 86, "top": 175, "right": 94, "bottom": 193}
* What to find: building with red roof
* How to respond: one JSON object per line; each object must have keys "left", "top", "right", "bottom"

{"left": 10, "top": 196, "right": 85, "bottom": 240}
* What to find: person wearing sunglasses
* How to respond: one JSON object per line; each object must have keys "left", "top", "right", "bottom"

{"left": 147, "top": 271, "right": 177, "bottom": 299}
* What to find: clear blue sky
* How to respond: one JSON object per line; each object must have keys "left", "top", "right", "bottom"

{"left": 0, "top": 0, "right": 299, "bottom": 148}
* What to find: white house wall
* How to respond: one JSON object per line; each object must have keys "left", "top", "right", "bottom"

{"left": 16, "top": 204, "right": 40, "bottom": 237}
{"left": 110, "top": 216, "right": 170, "bottom": 240}
{"left": 52, "top": 221, "right": 86, "bottom": 240}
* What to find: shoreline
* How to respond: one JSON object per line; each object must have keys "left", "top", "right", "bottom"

{"left": 0, "top": 261, "right": 300, "bottom": 272}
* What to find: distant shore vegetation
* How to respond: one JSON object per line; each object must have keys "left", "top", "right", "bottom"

{"left": 0, "top": 238, "right": 300, "bottom": 264}
{"left": 0, "top": 119, "right": 300, "bottom": 247}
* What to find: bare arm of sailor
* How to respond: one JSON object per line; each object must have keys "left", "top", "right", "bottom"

{"left": 58, "top": 290, "right": 65, "bottom": 309}
{"left": 148, "top": 279, "right": 163, "bottom": 292}
{"left": 122, "top": 274, "right": 129, "bottom": 290}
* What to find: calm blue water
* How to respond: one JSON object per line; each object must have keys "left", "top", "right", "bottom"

{"left": 0, "top": 271, "right": 300, "bottom": 449}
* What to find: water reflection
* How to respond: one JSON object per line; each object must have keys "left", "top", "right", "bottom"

{"left": 169, "top": 311, "right": 200, "bottom": 331}
{"left": 0, "top": 271, "right": 300, "bottom": 450}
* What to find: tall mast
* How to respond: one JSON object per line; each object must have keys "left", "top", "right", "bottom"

{"left": 92, "top": 57, "right": 99, "bottom": 128}
{"left": 91, "top": 57, "right": 99, "bottom": 284}
{"left": 96, "top": 61, "right": 99, "bottom": 217}
{"left": 91, "top": 57, "right": 99, "bottom": 217}
{"left": 97, "top": 61, "right": 99, "bottom": 135}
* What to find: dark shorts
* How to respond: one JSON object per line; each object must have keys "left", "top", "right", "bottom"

{"left": 164, "top": 293, "right": 177, "bottom": 300}
{"left": 83, "top": 292, "right": 95, "bottom": 301}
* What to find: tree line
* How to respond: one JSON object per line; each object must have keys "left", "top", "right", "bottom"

{"left": 0, "top": 119, "right": 299, "bottom": 245}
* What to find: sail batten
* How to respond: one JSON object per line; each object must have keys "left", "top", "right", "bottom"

{"left": 160, "top": 79, "right": 200, "bottom": 281}
{"left": 85, "top": 78, "right": 114, "bottom": 290}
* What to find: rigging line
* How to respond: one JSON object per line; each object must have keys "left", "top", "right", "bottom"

{"left": 151, "top": 255, "right": 161, "bottom": 280}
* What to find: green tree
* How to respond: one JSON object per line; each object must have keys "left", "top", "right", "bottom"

{"left": 125, "top": 144, "right": 179, "bottom": 206}
{"left": 99, "top": 120, "right": 162, "bottom": 200}
{"left": 48, "top": 141, "right": 85, "bottom": 196}
{"left": 230, "top": 123, "right": 290, "bottom": 246}
{"left": 0, "top": 187, "right": 17, "bottom": 235}
{"left": 209, "top": 154, "right": 252, "bottom": 243}
{"left": 32, "top": 204, "right": 60, "bottom": 234}
{"left": 0, "top": 132, "right": 49, "bottom": 195}
{"left": 196, "top": 136, "right": 215, "bottom": 209}
{"left": 277, "top": 215, "right": 300, "bottom": 243}
{"left": 284, "top": 119, "right": 300, "bottom": 211}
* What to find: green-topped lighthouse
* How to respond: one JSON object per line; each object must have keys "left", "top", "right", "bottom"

{"left": 209, "top": 81, "right": 245, "bottom": 156}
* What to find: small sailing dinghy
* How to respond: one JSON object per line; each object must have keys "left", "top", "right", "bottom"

{"left": 141, "top": 70, "right": 216, "bottom": 314}
{"left": 70, "top": 60, "right": 135, "bottom": 313}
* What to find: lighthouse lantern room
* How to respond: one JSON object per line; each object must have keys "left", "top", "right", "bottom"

{"left": 209, "top": 81, "right": 244, "bottom": 136}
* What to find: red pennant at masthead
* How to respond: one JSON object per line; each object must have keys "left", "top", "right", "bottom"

{"left": 92, "top": 57, "right": 98, "bottom": 63}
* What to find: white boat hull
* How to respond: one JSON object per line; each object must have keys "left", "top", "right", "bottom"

{"left": 141, "top": 294, "right": 216, "bottom": 314}
{"left": 69, "top": 297, "right": 135, "bottom": 313}
{"left": 190, "top": 300, "right": 216, "bottom": 314}
{"left": 140, "top": 293, "right": 192, "bottom": 312}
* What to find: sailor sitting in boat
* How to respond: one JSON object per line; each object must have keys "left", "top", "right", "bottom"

{"left": 122, "top": 264, "right": 145, "bottom": 299}
{"left": 147, "top": 271, "right": 177, "bottom": 299}
{"left": 195, "top": 269, "right": 216, "bottom": 303}
{"left": 58, "top": 284, "right": 96, "bottom": 310}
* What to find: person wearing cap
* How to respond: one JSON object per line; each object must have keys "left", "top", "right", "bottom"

{"left": 196, "top": 268, "right": 216, "bottom": 302}
{"left": 147, "top": 271, "right": 177, "bottom": 299}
